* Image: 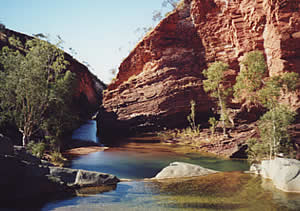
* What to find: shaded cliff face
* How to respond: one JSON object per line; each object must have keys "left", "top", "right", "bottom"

{"left": 0, "top": 28, "right": 106, "bottom": 118}
{"left": 102, "top": 0, "right": 300, "bottom": 136}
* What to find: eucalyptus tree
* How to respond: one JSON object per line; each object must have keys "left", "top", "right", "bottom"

{"left": 203, "top": 61, "right": 232, "bottom": 137}
{"left": 256, "top": 72, "right": 298, "bottom": 159}
{"left": 0, "top": 36, "right": 77, "bottom": 146}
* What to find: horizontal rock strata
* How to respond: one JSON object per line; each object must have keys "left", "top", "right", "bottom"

{"left": 101, "top": 0, "right": 300, "bottom": 138}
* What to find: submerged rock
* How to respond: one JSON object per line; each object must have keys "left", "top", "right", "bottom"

{"left": 154, "top": 162, "right": 218, "bottom": 179}
{"left": 250, "top": 157, "right": 300, "bottom": 193}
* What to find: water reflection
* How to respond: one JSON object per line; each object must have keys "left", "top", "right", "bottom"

{"left": 71, "top": 142, "right": 249, "bottom": 179}
{"left": 43, "top": 173, "right": 300, "bottom": 211}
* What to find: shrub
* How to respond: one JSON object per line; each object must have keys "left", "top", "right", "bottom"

{"left": 27, "top": 141, "right": 46, "bottom": 158}
{"left": 209, "top": 117, "right": 218, "bottom": 136}
{"left": 50, "top": 151, "right": 67, "bottom": 167}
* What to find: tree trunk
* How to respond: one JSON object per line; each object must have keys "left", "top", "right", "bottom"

{"left": 22, "top": 134, "right": 28, "bottom": 146}
{"left": 217, "top": 88, "right": 226, "bottom": 137}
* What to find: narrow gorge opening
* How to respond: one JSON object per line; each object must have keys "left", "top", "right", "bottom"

{"left": 71, "top": 120, "right": 100, "bottom": 144}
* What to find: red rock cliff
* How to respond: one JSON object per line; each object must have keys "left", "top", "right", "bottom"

{"left": 102, "top": 0, "right": 300, "bottom": 136}
{"left": 0, "top": 28, "right": 106, "bottom": 118}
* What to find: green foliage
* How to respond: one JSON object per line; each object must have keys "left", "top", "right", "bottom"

{"left": 203, "top": 61, "right": 231, "bottom": 136}
{"left": 247, "top": 105, "right": 296, "bottom": 160}
{"left": 234, "top": 51, "right": 267, "bottom": 107}
{"left": 203, "top": 61, "right": 229, "bottom": 97}
{"left": 0, "top": 36, "right": 78, "bottom": 146}
{"left": 50, "top": 151, "right": 67, "bottom": 167}
{"left": 246, "top": 138, "right": 269, "bottom": 162}
{"left": 27, "top": 141, "right": 46, "bottom": 158}
{"left": 187, "top": 100, "right": 199, "bottom": 133}
{"left": 232, "top": 50, "right": 299, "bottom": 160}
{"left": 209, "top": 117, "right": 218, "bottom": 136}
{"left": 258, "top": 72, "right": 299, "bottom": 109}
{"left": 245, "top": 71, "right": 298, "bottom": 160}
{"left": 260, "top": 105, "right": 296, "bottom": 157}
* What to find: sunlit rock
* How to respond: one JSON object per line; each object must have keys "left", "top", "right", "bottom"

{"left": 154, "top": 161, "right": 218, "bottom": 179}
{"left": 250, "top": 157, "right": 300, "bottom": 193}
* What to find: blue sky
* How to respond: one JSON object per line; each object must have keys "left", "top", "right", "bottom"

{"left": 0, "top": 0, "right": 174, "bottom": 83}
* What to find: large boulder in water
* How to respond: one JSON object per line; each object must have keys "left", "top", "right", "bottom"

{"left": 250, "top": 157, "right": 300, "bottom": 193}
{"left": 154, "top": 162, "right": 218, "bottom": 179}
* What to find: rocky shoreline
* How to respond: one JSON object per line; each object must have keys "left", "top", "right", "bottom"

{"left": 0, "top": 134, "right": 119, "bottom": 210}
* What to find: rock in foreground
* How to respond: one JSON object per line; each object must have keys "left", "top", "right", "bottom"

{"left": 250, "top": 157, "right": 300, "bottom": 193}
{"left": 50, "top": 167, "right": 119, "bottom": 188}
{"left": 154, "top": 162, "right": 218, "bottom": 179}
{"left": 0, "top": 139, "right": 119, "bottom": 209}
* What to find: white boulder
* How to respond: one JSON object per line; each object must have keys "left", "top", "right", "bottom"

{"left": 250, "top": 157, "right": 300, "bottom": 193}
{"left": 154, "top": 162, "right": 218, "bottom": 179}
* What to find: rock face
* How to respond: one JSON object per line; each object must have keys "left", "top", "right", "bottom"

{"left": 154, "top": 162, "right": 218, "bottom": 179}
{"left": 250, "top": 157, "right": 300, "bottom": 193}
{"left": 101, "top": 0, "right": 300, "bottom": 137}
{"left": 0, "top": 28, "right": 106, "bottom": 117}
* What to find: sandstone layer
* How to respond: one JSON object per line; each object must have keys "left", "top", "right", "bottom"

{"left": 101, "top": 0, "right": 300, "bottom": 138}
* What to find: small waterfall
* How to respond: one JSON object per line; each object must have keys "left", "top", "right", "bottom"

{"left": 72, "top": 120, "right": 99, "bottom": 143}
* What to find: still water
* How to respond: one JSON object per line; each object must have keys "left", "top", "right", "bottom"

{"left": 42, "top": 122, "right": 300, "bottom": 211}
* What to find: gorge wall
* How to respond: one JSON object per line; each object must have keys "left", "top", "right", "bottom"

{"left": 101, "top": 0, "right": 300, "bottom": 137}
{"left": 0, "top": 28, "right": 106, "bottom": 118}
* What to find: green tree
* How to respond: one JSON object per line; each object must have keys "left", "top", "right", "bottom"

{"left": 0, "top": 36, "right": 77, "bottom": 147}
{"left": 259, "top": 105, "right": 296, "bottom": 159}
{"left": 203, "top": 61, "right": 231, "bottom": 137}
{"left": 234, "top": 51, "right": 267, "bottom": 109}
{"left": 187, "top": 100, "right": 199, "bottom": 133}
{"left": 258, "top": 72, "right": 298, "bottom": 159}
{"left": 247, "top": 71, "right": 299, "bottom": 160}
